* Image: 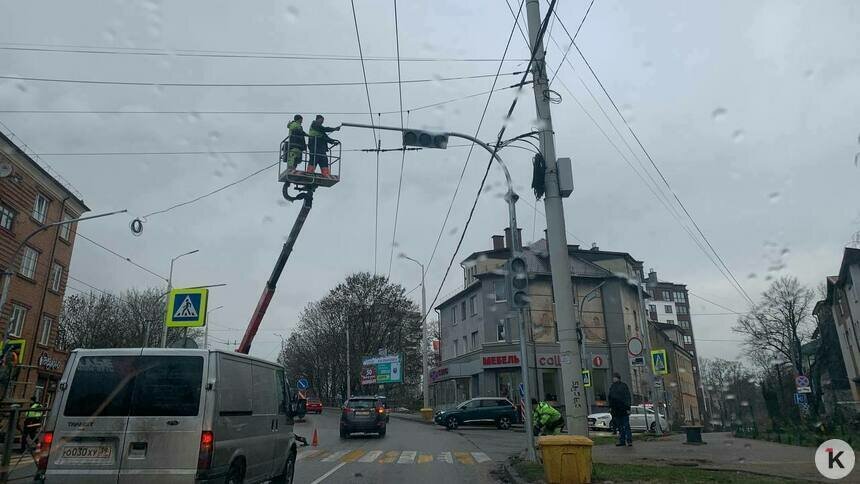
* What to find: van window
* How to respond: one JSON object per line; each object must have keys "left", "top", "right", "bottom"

{"left": 64, "top": 355, "right": 204, "bottom": 417}
{"left": 64, "top": 356, "right": 137, "bottom": 417}
{"left": 347, "top": 399, "right": 378, "bottom": 409}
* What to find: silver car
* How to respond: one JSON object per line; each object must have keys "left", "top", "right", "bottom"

{"left": 38, "top": 348, "right": 300, "bottom": 483}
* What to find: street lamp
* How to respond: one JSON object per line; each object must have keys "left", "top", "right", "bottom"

{"left": 160, "top": 249, "right": 200, "bottom": 347}
{"left": 204, "top": 305, "right": 224, "bottom": 349}
{"left": 0, "top": 209, "right": 127, "bottom": 352}
{"left": 400, "top": 253, "right": 429, "bottom": 414}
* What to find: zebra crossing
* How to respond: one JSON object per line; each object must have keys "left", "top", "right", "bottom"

{"left": 297, "top": 448, "right": 493, "bottom": 465}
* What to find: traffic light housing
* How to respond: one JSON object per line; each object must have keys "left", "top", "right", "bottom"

{"left": 507, "top": 254, "right": 530, "bottom": 308}
{"left": 402, "top": 129, "right": 448, "bottom": 149}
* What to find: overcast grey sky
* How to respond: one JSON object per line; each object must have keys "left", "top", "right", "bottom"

{"left": 1, "top": 0, "right": 858, "bottom": 361}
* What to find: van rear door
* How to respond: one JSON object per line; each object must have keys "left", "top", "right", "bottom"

{"left": 47, "top": 349, "right": 142, "bottom": 484}
{"left": 117, "top": 349, "right": 207, "bottom": 483}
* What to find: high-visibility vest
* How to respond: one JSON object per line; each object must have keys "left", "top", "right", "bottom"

{"left": 25, "top": 403, "right": 43, "bottom": 419}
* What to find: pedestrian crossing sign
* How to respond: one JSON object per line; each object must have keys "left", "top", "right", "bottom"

{"left": 166, "top": 288, "right": 209, "bottom": 327}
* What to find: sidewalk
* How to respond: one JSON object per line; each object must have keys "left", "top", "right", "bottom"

{"left": 593, "top": 431, "right": 844, "bottom": 482}
{"left": 389, "top": 411, "right": 431, "bottom": 424}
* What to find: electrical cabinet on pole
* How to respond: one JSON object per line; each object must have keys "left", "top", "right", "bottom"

{"left": 525, "top": 0, "right": 588, "bottom": 435}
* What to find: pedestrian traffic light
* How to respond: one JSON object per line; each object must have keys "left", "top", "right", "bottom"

{"left": 507, "top": 254, "right": 530, "bottom": 308}
{"left": 402, "top": 129, "right": 448, "bottom": 149}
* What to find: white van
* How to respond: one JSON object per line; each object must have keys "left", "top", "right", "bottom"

{"left": 36, "top": 348, "right": 299, "bottom": 484}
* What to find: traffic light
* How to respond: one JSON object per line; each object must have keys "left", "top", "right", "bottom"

{"left": 507, "top": 254, "right": 530, "bottom": 308}
{"left": 402, "top": 129, "right": 448, "bottom": 149}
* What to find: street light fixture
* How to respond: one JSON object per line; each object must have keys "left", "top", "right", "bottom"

{"left": 204, "top": 305, "right": 225, "bottom": 349}
{"left": 399, "top": 253, "right": 430, "bottom": 414}
{"left": 160, "top": 249, "right": 200, "bottom": 347}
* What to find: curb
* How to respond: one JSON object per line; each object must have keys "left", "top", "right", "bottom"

{"left": 502, "top": 461, "right": 537, "bottom": 484}
{"left": 389, "top": 413, "right": 433, "bottom": 424}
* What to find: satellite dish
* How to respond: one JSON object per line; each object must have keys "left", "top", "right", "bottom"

{"left": 0, "top": 162, "right": 12, "bottom": 178}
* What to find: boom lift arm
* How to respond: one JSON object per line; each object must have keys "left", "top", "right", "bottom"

{"left": 237, "top": 189, "right": 314, "bottom": 354}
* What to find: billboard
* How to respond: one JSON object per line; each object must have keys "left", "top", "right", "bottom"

{"left": 361, "top": 354, "right": 402, "bottom": 384}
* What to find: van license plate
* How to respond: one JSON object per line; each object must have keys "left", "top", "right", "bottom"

{"left": 62, "top": 445, "right": 112, "bottom": 459}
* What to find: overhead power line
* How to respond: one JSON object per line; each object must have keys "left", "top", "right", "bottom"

{"left": 688, "top": 292, "right": 745, "bottom": 314}
{"left": 388, "top": 0, "right": 407, "bottom": 278}
{"left": 0, "top": 71, "right": 520, "bottom": 88}
{"left": 76, "top": 233, "right": 168, "bottom": 281}
{"left": 0, "top": 42, "right": 530, "bottom": 63}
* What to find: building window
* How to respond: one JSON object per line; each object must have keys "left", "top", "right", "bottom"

{"left": 667, "top": 319, "right": 674, "bottom": 325}
{"left": 49, "top": 262, "right": 63, "bottom": 292}
{"left": 463, "top": 336, "right": 468, "bottom": 352}
{"left": 683, "top": 335, "right": 693, "bottom": 345}
{"left": 674, "top": 291, "right": 686, "bottom": 302}
{"left": 677, "top": 305, "right": 688, "bottom": 315}
{"left": 453, "top": 339, "right": 459, "bottom": 356}
{"left": 497, "top": 319, "right": 506, "bottom": 341}
{"left": 0, "top": 202, "right": 15, "bottom": 231}
{"left": 460, "top": 301, "right": 467, "bottom": 321}
{"left": 59, "top": 212, "right": 73, "bottom": 240}
{"left": 39, "top": 316, "right": 53, "bottom": 346}
{"left": 648, "top": 304, "right": 656, "bottom": 313}
{"left": 19, "top": 247, "right": 39, "bottom": 279}
{"left": 469, "top": 295, "right": 477, "bottom": 315}
{"left": 664, "top": 305, "right": 673, "bottom": 314}
{"left": 32, "top": 194, "right": 50, "bottom": 224}
{"left": 494, "top": 280, "right": 506, "bottom": 302}
{"left": 680, "top": 320, "right": 690, "bottom": 329}
{"left": 471, "top": 331, "right": 478, "bottom": 349}
{"left": 662, "top": 290, "right": 670, "bottom": 300}
{"left": 9, "top": 305, "right": 27, "bottom": 337}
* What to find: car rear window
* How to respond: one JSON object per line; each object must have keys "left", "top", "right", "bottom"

{"left": 64, "top": 355, "right": 204, "bottom": 417}
{"left": 347, "top": 399, "right": 378, "bottom": 409}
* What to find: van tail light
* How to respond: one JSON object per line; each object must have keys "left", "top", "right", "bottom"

{"left": 36, "top": 431, "right": 53, "bottom": 471}
{"left": 197, "top": 431, "right": 214, "bottom": 470}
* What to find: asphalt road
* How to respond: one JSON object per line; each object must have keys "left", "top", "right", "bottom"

{"left": 292, "top": 410, "right": 520, "bottom": 484}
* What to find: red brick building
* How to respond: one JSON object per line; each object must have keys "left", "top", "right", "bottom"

{"left": 0, "top": 131, "right": 88, "bottom": 406}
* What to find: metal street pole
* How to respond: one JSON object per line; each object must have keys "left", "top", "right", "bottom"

{"left": 636, "top": 282, "right": 664, "bottom": 434}
{"left": 160, "top": 249, "right": 199, "bottom": 347}
{"left": 346, "top": 324, "right": 351, "bottom": 400}
{"left": 0, "top": 210, "right": 127, "bottom": 355}
{"left": 577, "top": 280, "right": 607, "bottom": 427}
{"left": 204, "top": 305, "right": 224, "bottom": 349}
{"left": 400, "top": 254, "right": 429, "bottom": 410}
{"left": 342, "top": 121, "right": 536, "bottom": 460}
{"left": 524, "top": 0, "right": 587, "bottom": 435}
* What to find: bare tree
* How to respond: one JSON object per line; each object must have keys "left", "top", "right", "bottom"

{"left": 733, "top": 276, "right": 815, "bottom": 375}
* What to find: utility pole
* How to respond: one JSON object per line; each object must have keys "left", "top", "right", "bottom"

{"left": 525, "top": 0, "right": 587, "bottom": 434}
{"left": 400, "top": 254, "right": 430, "bottom": 411}
{"left": 346, "top": 324, "right": 351, "bottom": 400}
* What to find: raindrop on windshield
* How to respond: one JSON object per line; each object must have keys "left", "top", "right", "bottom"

{"left": 768, "top": 192, "right": 781, "bottom": 204}
{"left": 732, "top": 129, "right": 745, "bottom": 143}
{"left": 711, "top": 107, "right": 727, "bottom": 121}
{"left": 262, "top": 215, "right": 274, "bottom": 224}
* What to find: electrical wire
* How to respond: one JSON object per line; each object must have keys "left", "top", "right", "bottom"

{"left": 549, "top": 8, "right": 754, "bottom": 305}
{"left": 688, "top": 292, "right": 745, "bottom": 314}
{"left": 140, "top": 161, "right": 277, "bottom": 218}
{"left": 0, "top": 42, "right": 530, "bottom": 63}
{"left": 76, "top": 233, "right": 168, "bottom": 281}
{"left": 424, "top": 0, "right": 526, "bottom": 274}
{"left": 0, "top": 71, "right": 520, "bottom": 88}
{"left": 349, "top": 0, "right": 378, "bottom": 149}
{"left": 387, "top": 0, "right": 407, "bottom": 279}
{"left": 549, "top": 0, "right": 594, "bottom": 85}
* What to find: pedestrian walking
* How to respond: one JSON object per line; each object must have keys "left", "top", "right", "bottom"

{"left": 21, "top": 396, "right": 43, "bottom": 452}
{"left": 608, "top": 372, "right": 632, "bottom": 446}
{"left": 286, "top": 114, "right": 308, "bottom": 171}
{"left": 307, "top": 115, "right": 340, "bottom": 176}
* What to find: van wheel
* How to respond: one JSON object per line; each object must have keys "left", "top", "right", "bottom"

{"left": 226, "top": 460, "right": 245, "bottom": 484}
{"left": 496, "top": 416, "right": 512, "bottom": 430}
{"left": 271, "top": 448, "right": 296, "bottom": 484}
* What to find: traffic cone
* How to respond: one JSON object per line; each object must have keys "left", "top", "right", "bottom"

{"left": 311, "top": 428, "right": 319, "bottom": 447}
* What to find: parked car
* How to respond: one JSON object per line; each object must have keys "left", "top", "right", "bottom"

{"left": 340, "top": 396, "right": 387, "bottom": 438}
{"left": 433, "top": 397, "right": 518, "bottom": 430}
{"left": 306, "top": 397, "right": 323, "bottom": 414}
{"left": 38, "top": 348, "right": 301, "bottom": 484}
{"left": 630, "top": 405, "right": 668, "bottom": 432}
{"left": 587, "top": 412, "right": 613, "bottom": 431}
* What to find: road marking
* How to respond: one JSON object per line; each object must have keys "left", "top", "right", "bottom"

{"left": 379, "top": 450, "right": 400, "bottom": 464}
{"left": 417, "top": 454, "right": 433, "bottom": 464}
{"left": 341, "top": 449, "right": 367, "bottom": 462}
{"left": 437, "top": 452, "right": 453, "bottom": 464}
{"left": 297, "top": 449, "right": 325, "bottom": 461}
{"left": 309, "top": 462, "right": 346, "bottom": 484}
{"left": 397, "top": 451, "right": 417, "bottom": 464}
{"left": 471, "top": 452, "right": 492, "bottom": 463}
{"left": 321, "top": 450, "right": 350, "bottom": 462}
{"left": 358, "top": 450, "right": 383, "bottom": 463}
{"left": 454, "top": 452, "right": 475, "bottom": 465}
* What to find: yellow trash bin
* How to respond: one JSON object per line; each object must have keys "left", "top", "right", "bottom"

{"left": 537, "top": 435, "right": 593, "bottom": 484}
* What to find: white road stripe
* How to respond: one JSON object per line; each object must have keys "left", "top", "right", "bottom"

{"left": 309, "top": 462, "right": 346, "bottom": 484}
{"left": 471, "top": 452, "right": 492, "bottom": 463}
{"left": 397, "top": 451, "right": 417, "bottom": 464}
{"left": 437, "top": 451, "right": 453, "bottom": 464}
{"left": 358, "top": 450, "right": 383, "bottom": 463}
{"left": 321, "top": 450, "right": 350, "bottom": 462}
